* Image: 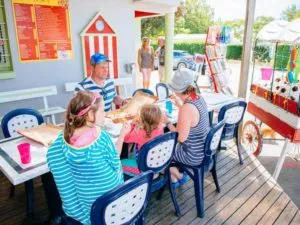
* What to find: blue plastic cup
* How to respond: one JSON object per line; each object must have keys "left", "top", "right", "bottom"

{"left": 166, "top": 100, "right": 173, "bottom": 115}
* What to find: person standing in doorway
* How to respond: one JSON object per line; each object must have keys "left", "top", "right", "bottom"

{"left": 138, "top": 37, "right": 154, "bottom": 89}
{"left": 156, "top": 37, "right": 165, "bottom": 83}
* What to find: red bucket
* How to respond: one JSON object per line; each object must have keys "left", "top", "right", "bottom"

{"left": 261, "top": 68, "right": 273, "bottom": 80}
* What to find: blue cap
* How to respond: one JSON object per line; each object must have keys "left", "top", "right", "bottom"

{"left": 90, "top": 53, "right": 111, "bottom": 66}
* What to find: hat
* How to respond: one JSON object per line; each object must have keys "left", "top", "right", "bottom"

{"left": 90, "top": 53, "right": 111, "bottom": 66}
{"left": 168, "top": 68, "right": 196, "bottom": 93}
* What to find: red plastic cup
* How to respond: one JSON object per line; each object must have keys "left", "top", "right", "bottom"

{"left": 17, "top": 143, "right": 31, "bottom": 164}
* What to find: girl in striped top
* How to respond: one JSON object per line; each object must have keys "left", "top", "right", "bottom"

{"left": 47, "top": 91, "right": 130, "bottom": 225}
{"left": 167, "top": 68, "right": 210, "bottom": 173}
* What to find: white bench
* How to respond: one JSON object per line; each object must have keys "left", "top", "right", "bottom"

{"left": 0, "top": 86, "right": 65, "bottom": 124}
{"left": 65, "top": 77, "right": 133, "bottom": 98}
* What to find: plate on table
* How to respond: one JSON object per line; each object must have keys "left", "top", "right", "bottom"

{"left": 103, "top": 119, "right": 122, "bottom": 137}
{"left": 106, "top": 92, "right": 157, "bottom": 124}
{"left": 17, "top": 124, "right": 62, "bottom": 147}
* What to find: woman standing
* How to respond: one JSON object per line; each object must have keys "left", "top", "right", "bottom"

{"left": 138, "top": 37, "right": 154, "bottom": 89}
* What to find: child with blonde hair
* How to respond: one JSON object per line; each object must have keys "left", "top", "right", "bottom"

{"left": 47, "top": 91, "right": 130, "bottom": 225}
{"left": 122, "top": 104, "right": 186, "bottom": 188}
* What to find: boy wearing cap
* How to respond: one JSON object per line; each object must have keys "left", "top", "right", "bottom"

{"left": 75, "top": 53, "right": 127, "bottom": 112}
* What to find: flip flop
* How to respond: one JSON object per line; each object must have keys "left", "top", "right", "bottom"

{"left": 178, "top": 172, "right": 189, "bottom": 185}
{"left": 171, "top": 181, "right": 180, "bottom": 189}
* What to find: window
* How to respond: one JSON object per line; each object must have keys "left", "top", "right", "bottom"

{"left": 0, "top": 0, "right": 13, "bottom": 78}
{"left": 180, "top": 51, "right": 189, "bottom": 57}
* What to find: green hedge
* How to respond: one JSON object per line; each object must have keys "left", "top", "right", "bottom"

{"left": 173, "top": 42, "right": 205, "bottom": 55}
{"left": 254, "top": 45, "right": 271, "bottom": 62}
{"left": 151, "top": 41, "right": 291, "bottom": 65}
{"left": 225, "top": 44, "right": 290, "bottom": 65}
{"left": 226, "top": 45, "right": 243, "bottom": 59}
{"left": 151, "top": 42, "right": 205, "bottom": 55}
{"left": 275, "top": 45, "right": 290, "bottom": 70}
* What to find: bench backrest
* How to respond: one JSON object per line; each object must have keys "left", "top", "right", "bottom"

{"left": 0, "top": 86, "right": 57, "bottom": 104}
{"left": 0, "top": 86, "right": 62, "bottom": 125}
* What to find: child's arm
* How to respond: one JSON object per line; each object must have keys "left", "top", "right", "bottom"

{"left": 124, "top": 123, "right": 141, "bottom": 144}
{"left": 115, "top": 123, "right": 131, "bottom": 156}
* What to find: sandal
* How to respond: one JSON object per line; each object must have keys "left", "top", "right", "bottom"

{"left": 171, "top": 181, "right": 180, "bottom": 189}
{"left": 178, "top": 172, "right": 188, "bottom": 185}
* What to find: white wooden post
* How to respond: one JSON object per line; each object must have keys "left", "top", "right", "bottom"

{"left": 165, "top": 7, "right": 175, "bottom": 83}
{"left": 135, "top": 18, "right": 142, "bottom": 89}
{"left": 238, "top": 0, "right": 256, "bottom": 142}
{"left": 238, "top": 0, "right": 256, "bottom": 98}
{"left": 273, "top": 139, "right": 290, "bottom": 180}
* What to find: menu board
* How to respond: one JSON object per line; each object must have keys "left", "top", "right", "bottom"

{"left": 12, "top": 0, "right": 72, "bottom": 62}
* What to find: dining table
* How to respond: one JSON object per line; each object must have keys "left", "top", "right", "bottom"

{"left": 0, "top": 91, "right": 243, "bottom": 224}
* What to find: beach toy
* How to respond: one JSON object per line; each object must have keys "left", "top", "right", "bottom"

{"left": 287, "top": 47, "right": 297, "bottom": 83}
{"left": 261, "top": 68, "right": 273, "bottom": 80}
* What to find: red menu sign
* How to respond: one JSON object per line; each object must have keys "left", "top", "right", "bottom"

{"left": 12, "top": 0, "right": 72, "bottom": 62}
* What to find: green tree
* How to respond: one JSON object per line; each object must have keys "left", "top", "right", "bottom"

{"left": 253, "top": 16, "right": 274, "bottom": 39}
{"left": 141, "top": 17, "right": 165, "bottom": 39}
{"left": 183, "top": 0, "right": 214, "bottom": 34}
{"left": 141, "top": 1, "right": 185, "bottom": 39}
{"left": 175, "top": 17, "right": 191, "bottom": 34}
{"left": 174, "top": 1, "right": 190, "bottom": 34}
{"left": 281, "top": 4, "right": 300, "bottom": 21}
{"left": 141, "top": 0, "right": 214, "bottom": 38}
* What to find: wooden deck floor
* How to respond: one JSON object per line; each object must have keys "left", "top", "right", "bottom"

{"left": 0, "top": 145, "right": 299, "bottom": 225}
{"left": 145, "top": 145, "right": 300, "bottom": 225}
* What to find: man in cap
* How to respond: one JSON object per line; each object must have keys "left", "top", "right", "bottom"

{"left": 75, "top": 53, "right": 127, "bottom": 112}
{"left": 156, "top": 37, "right": 165, "bottom": 82}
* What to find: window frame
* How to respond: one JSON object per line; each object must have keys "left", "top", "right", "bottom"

{"left": 0, "top": 0, "right": 14, "bottom": 79}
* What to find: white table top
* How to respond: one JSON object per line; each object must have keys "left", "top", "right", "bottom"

{"left": 0, "top": 92, "right": 243, "bottom": 185}
{"left": 0, "top": 137, "right": 49, "bottom": 185}
{"left": 202, "top": 92, "right": 243, "bottom": 111}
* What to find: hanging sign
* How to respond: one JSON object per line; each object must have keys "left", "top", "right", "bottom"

{"left": 12, "top": 0, "right": 72, "bottom": 62}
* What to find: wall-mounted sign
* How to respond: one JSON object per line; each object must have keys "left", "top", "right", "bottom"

{"left": 12, "top": 0, "right": 72, "bottom": 62}
{"left": 81, "top": 13, "right": 119, "bottom": 79}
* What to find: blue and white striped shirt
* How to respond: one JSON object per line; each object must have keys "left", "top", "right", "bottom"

{"left": 47, "top": 130, "right": 124, "bottom": 225}
{"left": 75, "top": 77, "right": 117, "bottom": 112}
{"left": 173, "top": 96, "right": 210, "bottom": 166}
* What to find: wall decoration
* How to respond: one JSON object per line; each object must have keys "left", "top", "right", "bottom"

{"left": 0, "top": 0, "right": 14, "bottom": 79}
{"left": 12, "top": 0, "right": 72, "bottom": 62}
{"left": 81, "top": 13, "right": 119, "bottom": 79}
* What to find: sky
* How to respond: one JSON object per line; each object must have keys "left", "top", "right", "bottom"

{"left": 208, "top": 0, "right": 300, "bottom": 21}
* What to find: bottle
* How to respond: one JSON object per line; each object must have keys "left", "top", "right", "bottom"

{"left": 165, "top": 100, "right": 173, "bottom": 116}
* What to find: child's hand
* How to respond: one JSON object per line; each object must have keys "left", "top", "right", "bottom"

{"left": 161, "top": 114, "right": 169, "bottom": 124}
{"left": 120, "top": 123, "right": 131, "bottom": 137}
{"left": 169, "top": 95, "right": 182, "bottom": 108}
{"left": 121, "top": 99, "right": 128, "bottom": 106}
{"left": 132, "top": 116, "right": 141, "bottom": 126}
